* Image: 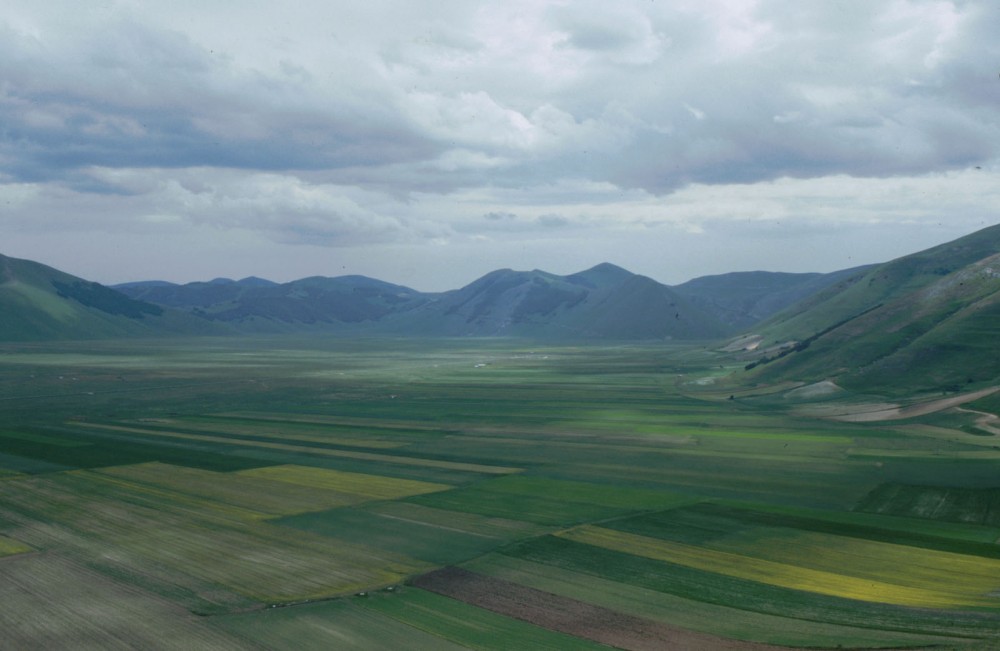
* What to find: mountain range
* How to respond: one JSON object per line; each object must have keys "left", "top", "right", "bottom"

{"left": 110, "top": 261, "right": 858, "bottom": 340}
{"left": 4, "top": 222, "right": 1000, "bottom": 392}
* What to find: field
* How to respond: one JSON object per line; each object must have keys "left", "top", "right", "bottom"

{"left": 1, "top": 336, "right": 999, "bottom": 648}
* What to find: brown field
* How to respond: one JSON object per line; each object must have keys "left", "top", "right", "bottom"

{"left": 411, "top": 566, "right": 787, "bottom": 651}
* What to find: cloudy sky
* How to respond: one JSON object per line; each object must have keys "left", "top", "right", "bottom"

{"left": 2, "top": 1, "right": 999, "bottom": 290}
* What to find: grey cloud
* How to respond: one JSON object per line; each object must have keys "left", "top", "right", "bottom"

{"left": 262, "top": 212, "right": 410, "bottom": 247}
{"left": 0, "top": 17, "right": 439, "bottom": 185}
{"left": 536, "top": 213, "right": 569, "bottom": 228}
{"left": 452, "top": 210, "right": 579, "bottom": 236}
{"left": 2, "top": 1, "right": 999, "bottom": 208}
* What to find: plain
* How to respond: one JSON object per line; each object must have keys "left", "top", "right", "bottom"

{"left": 0, "top": 336, "right": 998, "bottom": 649}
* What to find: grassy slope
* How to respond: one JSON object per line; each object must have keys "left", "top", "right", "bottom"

{"left": 755, "top": 223, "right": 1000, "bottom": 343}
{"left": 672, "top": 267, "right": 873, "bottom": 330}
{"left": 741, "top": 224, "right": 1000, "bottom": 392}
{"left": 0, "top": 254, "right": 224, "bottom": 341}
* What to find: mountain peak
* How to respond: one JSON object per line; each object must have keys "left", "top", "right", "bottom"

{"left": 236, "top": 276, "right": 277, "bottom": 287}
{"left": 566, "top": 262, "right": 635, "bottom": 288}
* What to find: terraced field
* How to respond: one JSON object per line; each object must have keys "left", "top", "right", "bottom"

{"left": 0, "top": 337, "right": 998, "bottom": 648}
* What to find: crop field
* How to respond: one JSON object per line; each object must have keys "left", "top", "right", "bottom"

{"left": 1, "top": 337, "right": 999, "bottom": 648}
{"left": 557, "top": 524, "right": 998, "bottom": 608}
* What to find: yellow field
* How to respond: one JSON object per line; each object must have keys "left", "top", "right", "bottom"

{"left": 0, "top": 534, "right": 32, "bottom": 556}
{"left": 558, "top": 525, "right": 1000, "bottom": 609}
{"left": 709, "top": 529, "right": 1000, "bottom": 598}
{"left": 237, "top": 464, "right": 450, "bottom": 501}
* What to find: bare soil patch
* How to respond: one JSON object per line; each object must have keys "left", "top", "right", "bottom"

{"left": 824, "top": 386, "right": 1000, "bottom": 422}
{"left": 955, "top": 406, "right": 1000, "bottom": 436}
{"left": 411, "top": 566, "right": 788, "bottom": 651}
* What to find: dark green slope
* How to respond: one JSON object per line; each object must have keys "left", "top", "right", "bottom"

{"left": 672, "top": 267, "right": 873, "bottom": 329}
{"left": 742, "top": 223, "right": 1000, "bottom": 392}
{"left": 0, "top": 254, "right": 225, "bottom": 341}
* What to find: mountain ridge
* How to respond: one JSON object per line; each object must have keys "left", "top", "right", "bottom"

{"left": 114, "top": 262, "right": 833, "bottom": 340}
{"left": 5, "top": 222, "right": 1000, "bottom": 354}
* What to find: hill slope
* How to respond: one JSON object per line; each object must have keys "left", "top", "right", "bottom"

{"left": 672, "top": 267, "right": 874, "bottom": 330}
{"left": 741, "top": 223, "right": 1000, "bottom": 393}
{"left": 0, "top": 254, "right": 225, "bottom": 341}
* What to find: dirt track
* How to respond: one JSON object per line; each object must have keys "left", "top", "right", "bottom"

{"left": 955, "top": 406, "right": 1000, "bottom": 435}
{"left": 412, "top": 566, "right": 789, "bottom": 651}
{"left": 830, "top": 386, "right": 1000, "bottom": 422}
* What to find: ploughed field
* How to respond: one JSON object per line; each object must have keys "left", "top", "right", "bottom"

{"left": 1, "top": 337, "right": 999, "bottom": 649}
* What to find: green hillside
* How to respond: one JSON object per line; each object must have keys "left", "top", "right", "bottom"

{"left": 0, "top": 254, "right": 226, "bottom": 341}
{"left": 672, "top": 267, "right": 873, "bottom": 330}
{"left": 740, "top": 224, "right": 1000, "bottom": 393}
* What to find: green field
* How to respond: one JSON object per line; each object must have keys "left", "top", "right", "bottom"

{"left": 0, "top": 337, "right": 998, "bottom": 648}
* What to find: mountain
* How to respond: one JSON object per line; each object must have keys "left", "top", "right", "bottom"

{"left": 0, "top": 254, "right": 226, "bottom": 341}
{"left": 672, "top": 267, "right": 874, "bottom": 330}
{"left": 116, "top": 275, "right": 429, "bottom": 333}
{"left": 381, "top": 263, "right": 730, "bottom": 339}
{"left": 740, "top": 223, "right": 1000, "bottom": 393}
{"left": 115, "top": 263, "right": 736, "bottom": 340}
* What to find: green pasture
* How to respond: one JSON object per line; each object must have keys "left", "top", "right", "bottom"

{"left": 213, "top": 599, "right": 469, "bottom": 651}
{"left": 360, "top": 587, "right": 610, "bottom": 650}
{"left": 858, "top": 482, "right": 1000, "bottom": 526}
{"left": 277, "top": 507, "right": 506, "bottom": 564}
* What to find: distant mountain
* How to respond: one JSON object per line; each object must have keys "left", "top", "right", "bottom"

{"left": 113, "top": 280, "right": 178, "bottom": 290}
{"left": 672, "top": 267, "right": 874, "bottom": 329}
{"left": 0, "top": 254, "right": 226, "bottom": 341}
{"left": 115, "top": 263, "right": 731, "bottom": 340}
{"left": 741, "top": 223, "right": 1000, "bottom": 392}
{"left": 115, "top": 274, "right": 429, "bottom": 333}
{"left": 18, "top": 221, "right": 1000, "bottom": 351}
{"left": 380, "top": 264, "right": 730, "bottom": 339}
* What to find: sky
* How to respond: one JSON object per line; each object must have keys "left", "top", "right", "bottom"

{"left": 2, "top": 0, "right": 999, "bottom": 291}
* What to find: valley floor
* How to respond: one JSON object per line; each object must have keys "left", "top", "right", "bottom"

{"left": 0, "top": 337, "right": 998, "bottom": 649}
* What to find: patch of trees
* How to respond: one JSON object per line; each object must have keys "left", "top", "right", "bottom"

{"left": 52, "top": 280, "right": 163, "bottom": 319}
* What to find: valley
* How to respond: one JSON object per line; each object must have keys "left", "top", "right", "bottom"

{"left": 3, "top": 225, "right": 1000, "bottom": 647}
{"left": 1, "top": 337, "right": 999, "bottom": 649}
